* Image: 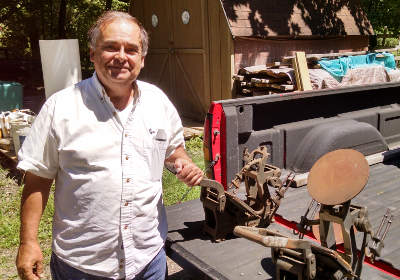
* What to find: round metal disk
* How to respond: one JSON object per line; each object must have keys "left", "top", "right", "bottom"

{"left": 307, "top": 149, "right": 369, "bottom": 205}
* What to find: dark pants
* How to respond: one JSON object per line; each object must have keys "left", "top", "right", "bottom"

{"left": 50, "top": 248, "right": 167, "bottom": 280}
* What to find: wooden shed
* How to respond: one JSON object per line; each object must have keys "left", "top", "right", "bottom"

{"left": 130, "top": 0, "right": 373, "bottom": 121}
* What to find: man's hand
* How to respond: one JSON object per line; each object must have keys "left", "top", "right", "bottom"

{"left": 174, "top": 158, "right": 203, "bottom": 186}
{"left": 17, "top": 172, "right": 53, "bottom": 280}
{"left": 16, "top": 241, "right": 44, "bottom": 280}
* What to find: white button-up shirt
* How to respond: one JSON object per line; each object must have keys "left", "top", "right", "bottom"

{"left": 17, "top": 73, "right": 184, "bottom": 279}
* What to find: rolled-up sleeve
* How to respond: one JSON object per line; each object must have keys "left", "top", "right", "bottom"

{"left": 17, "top": 97, "right": 59, "bottom": 179}
{"left": 164, "top": 97, "right": 185, "bottom": 159}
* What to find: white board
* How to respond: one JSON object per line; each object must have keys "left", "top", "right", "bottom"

{"left": 39, "top": 39, "right": 82, "bottom": 99}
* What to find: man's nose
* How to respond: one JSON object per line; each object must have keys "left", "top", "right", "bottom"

{"left": 115, "top": 48, "right": 127, "bottom": 61}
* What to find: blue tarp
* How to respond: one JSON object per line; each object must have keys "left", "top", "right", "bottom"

{"left": 318, "top": 53, "right": 397, "bottom": 81}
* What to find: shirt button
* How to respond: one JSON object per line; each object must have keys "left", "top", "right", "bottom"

{"left": 113, "top": 111, "right": 117, "bottom": 116}
{"left": 120, "top": 258, "right": 125, "bottom": 263}
{"left": 119, "top": 264, "right": 124, "bottom": 269}
{"left": 124, "top": 225, "right": 128, "bottom": 230}
{"left": 125, "top": 133, "right": 128, "bottom": 137}
{"left": 121, "top": 244, "right": 124, "bottom": 250}
{"left": 125, "top": 155, "right": 129, "bottom": 160}
{"left": 126, "top": 178, "right": 130, "bottom": 183}
{"left": 124, "top": 201, "right": 129, "bottom": 206}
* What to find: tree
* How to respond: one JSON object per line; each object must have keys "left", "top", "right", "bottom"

{"left": 105, "top": 0, "right": 113, "bottom": 10}
{"left": 0, "top": 0, "right": 128, "bottom": 70}
{"left": 361, "top": 0, "right": 400, "bottom": 34}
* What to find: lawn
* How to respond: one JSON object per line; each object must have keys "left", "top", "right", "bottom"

{"left": 0, "top": 136, "right": 204, "bottom": 279}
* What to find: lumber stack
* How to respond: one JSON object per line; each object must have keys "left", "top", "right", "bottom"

{"left": 233, "top": 49, "right": 400, "bottom": 97}
{"left": 233, "top": 63, "right": 296, "bottom": 96}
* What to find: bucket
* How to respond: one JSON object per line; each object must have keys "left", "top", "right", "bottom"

{"left": 10, "top": 121, "right": 31, "bottom": 154}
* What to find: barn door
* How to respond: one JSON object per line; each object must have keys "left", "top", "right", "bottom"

{"left": 139, "top": 0, "right": 209, "bottom": 120}
{"left": 140, "top": 0, "right": 174, "bottom": 102}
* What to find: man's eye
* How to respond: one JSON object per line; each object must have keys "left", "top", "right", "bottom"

{"left": 126, "top": 49, "right": 139, "bottom": 54}
{"left": 104, "top": 46, "right": 118, "bottom": 51}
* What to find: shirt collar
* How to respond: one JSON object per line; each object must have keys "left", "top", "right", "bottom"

{"left": 91, "top": 71, "right": 141, "bottom": 109}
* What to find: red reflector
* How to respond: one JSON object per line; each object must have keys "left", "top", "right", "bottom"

{"left": 203, "top": 102, "right": 227, "bottom": 189}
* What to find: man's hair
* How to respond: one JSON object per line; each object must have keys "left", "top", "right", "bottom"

{"left": 88, "top": 11, "right": 149, "bottom": 56}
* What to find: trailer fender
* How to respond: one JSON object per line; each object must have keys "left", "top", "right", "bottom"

{"left": 291, "top": 119, "right": 388, "bottom": 173}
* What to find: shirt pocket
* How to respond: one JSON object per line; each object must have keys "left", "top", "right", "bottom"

{"left": 146, "top": 129, "right": 168, "bottom": 181}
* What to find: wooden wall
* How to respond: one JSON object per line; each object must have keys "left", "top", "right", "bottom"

{"left": 130, "top": 1, "right": 373, "bottom": 121}
{"left": 130, "top": 0, "right": 234, "bottom": 121}
{"left": 207, "top": 0, "right": 234, "bottom": 103}
{"left": 233, "top": 36, "right": 369, "bottom": 73}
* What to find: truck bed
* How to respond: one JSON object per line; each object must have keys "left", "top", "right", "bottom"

{"left": 165, "top": 159, "right": 400, "bottom": 279}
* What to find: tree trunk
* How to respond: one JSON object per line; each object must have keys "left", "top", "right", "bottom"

{"left": 58, "top": 0, "right": 67, "bottom": 38}
{"left": 105, "top": 0, "right": 112, "bottom": 10}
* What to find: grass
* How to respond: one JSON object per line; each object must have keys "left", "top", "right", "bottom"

{"left": 0, "top": 169, "right": 54, "bottom": 279}
{"left": 163, "top": 136, "right": 205, "bottom": 205}
{"left": 0, "top": 136, "right": 204, "bottom": 278}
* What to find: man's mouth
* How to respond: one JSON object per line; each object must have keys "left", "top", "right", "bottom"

{"left": 108, "top": 66, "right": 130, "bottom": 71}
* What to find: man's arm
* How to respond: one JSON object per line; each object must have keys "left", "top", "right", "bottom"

{"left": 16, "top": 172, "right": 53, "bottom": 280}
{"left": 165, "top": 145, "right": 203, "bottom": 186}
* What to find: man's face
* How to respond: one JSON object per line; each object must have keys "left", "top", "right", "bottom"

{"left": 90, "top": 19, "right": 145, "bottom": 89}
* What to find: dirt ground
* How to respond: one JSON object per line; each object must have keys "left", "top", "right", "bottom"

{"left": 167, "top": 256, "right": 195, "bottom": 280}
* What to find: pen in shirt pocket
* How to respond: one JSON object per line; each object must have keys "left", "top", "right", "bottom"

{"left": 155, "top": 129, "right": 167, "bottom": 141}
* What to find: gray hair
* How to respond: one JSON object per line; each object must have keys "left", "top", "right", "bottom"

{"left": 88, "top": 11, "right": 149, "bottom": 56}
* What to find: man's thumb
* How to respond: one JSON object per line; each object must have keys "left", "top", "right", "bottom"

{"left": 174, "top": 160, "right": 183, "bottom": 173}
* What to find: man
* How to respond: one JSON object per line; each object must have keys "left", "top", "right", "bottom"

{"left": 16, "top": 11, "right": 203, "bottom": 280}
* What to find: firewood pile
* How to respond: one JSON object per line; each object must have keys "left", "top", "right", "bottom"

{"left": 233, "top": 63, "right": 296, "bottom": 96}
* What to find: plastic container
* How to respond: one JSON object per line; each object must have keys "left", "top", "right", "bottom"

{"left": 10, "top": 121, "right": 30, "bottom": 153}
{"left": 0, "top": 81, "right": 23, "bottom": 112}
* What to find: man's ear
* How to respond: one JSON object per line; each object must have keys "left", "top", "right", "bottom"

{"left": 89, "top": 48, "right": 95, "bottom": 63}
{"left": 141, "top": 56, "right": 145, "bottom": 69}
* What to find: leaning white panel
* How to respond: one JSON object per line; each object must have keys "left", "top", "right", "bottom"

{"left": 39, "top": 39, "right": 82, "bottom": 99}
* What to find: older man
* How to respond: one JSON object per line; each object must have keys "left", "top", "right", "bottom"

{"left": 16, "top": 11, "right": 203, "bottom": 280}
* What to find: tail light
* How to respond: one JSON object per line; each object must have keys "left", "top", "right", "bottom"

{"left": 203, "top": 102, "right": 227, "bottom": 189}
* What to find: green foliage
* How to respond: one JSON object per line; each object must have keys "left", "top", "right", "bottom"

{"left": 361, "top": 0, "right": 400, "bottom": 35}
{"left": 0, "top": 0, "right": 128, "bottom": 70}
{"left": 0, "top": 168, "right": 54, "bottom": 277}
{"left": 376, "top": 37, "right": 399, "bottom": 49}
{"left": 185, "top": 135, "right": 203, "bottom": 152}
{"left": 162, "top": 136, "right": 205, "bottom": 206}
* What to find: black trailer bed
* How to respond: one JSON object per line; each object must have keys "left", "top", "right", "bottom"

{"left": 165, "top": 161, "right": 400, "bottom": 280}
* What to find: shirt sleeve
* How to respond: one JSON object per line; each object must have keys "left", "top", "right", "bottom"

{"left": 163, "top": 96, "right": 185, "bottom": 159}
{"left": 17, "top": 96, "right": 59, "bottom": 179}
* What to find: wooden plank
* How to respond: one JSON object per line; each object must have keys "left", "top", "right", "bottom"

{"left": 232, "top": 75, "right": 244, "bottom": 81}
{"left": 293, "top": 52, "right": 312, "bottom": 91}
{"left": 276, "top": 84, "right": 294, "bottom": 91}
{"left": 374, "top": 46, "right": 400, "bottom": 53}
{"left": 283, "top": 50, "right": 368, "bottom": 62}
{"left": 283, "top": 46, "right": 399, "bottom": 63}
{"left": 250, "top": 77, "right": 289, "bottom": 84}
{"left": 220, "top": 5, "right": 234, "bottom": 100}
{"left": 200, "top": 0, "right": 211, "bottom": 113}
{"left": 265, "top": 62, "right": 291, "bottom": 68}
{"left": 0, "top": 138, "right": 12, "bottom": 151}
{"left": 292, "top": 57, "right": 302, "bottom": 91}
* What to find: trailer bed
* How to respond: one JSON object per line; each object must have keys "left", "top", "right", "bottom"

{"left": 165, "top": 160, "right": 400, "bottom": 279}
